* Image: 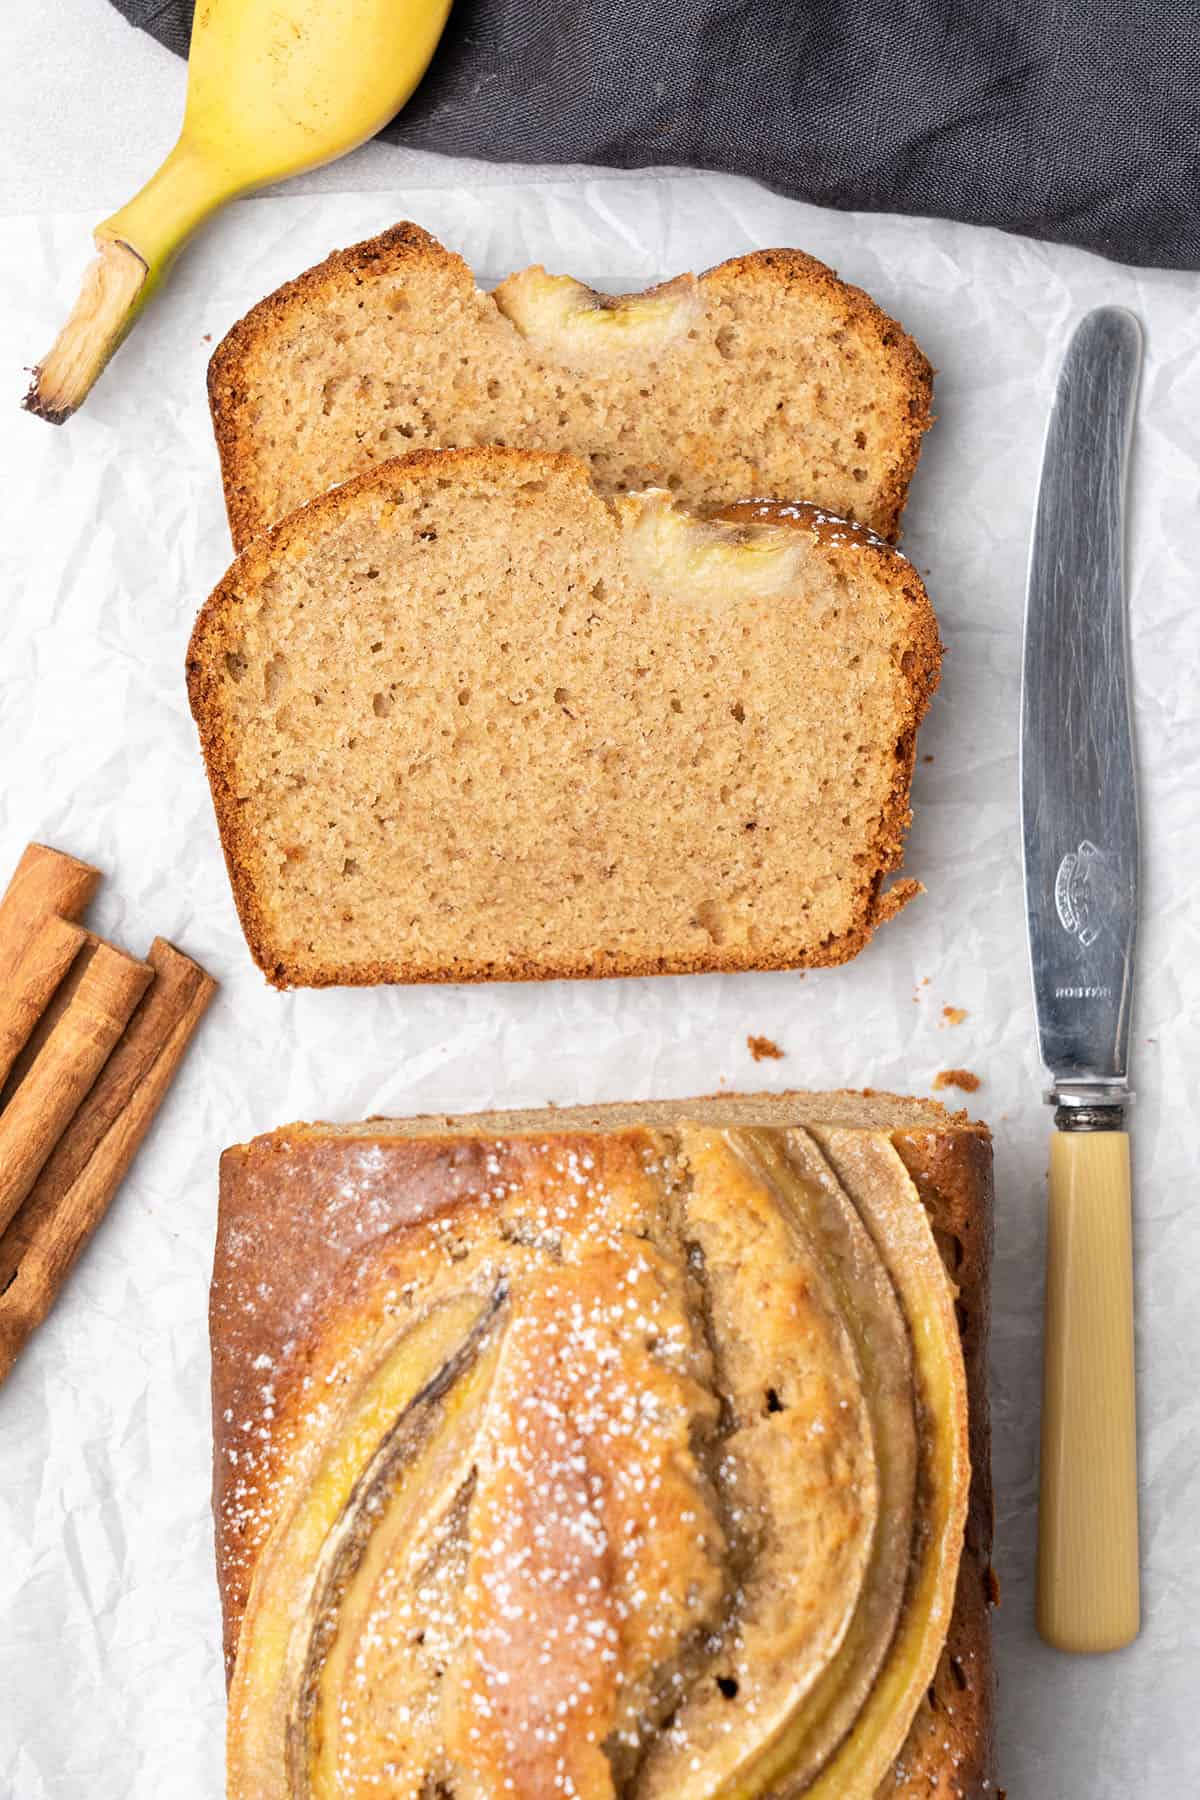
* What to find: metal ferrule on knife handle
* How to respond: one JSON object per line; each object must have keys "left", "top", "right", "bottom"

{"left": 1052, "top": 1089, "right": 1128, "bottom": 1133}
{"left": 1021, "top": 306, "right": 1142, "bottom": 1653}
{"left": 1052, "top": 1072, "right": 1130, "bottom": 1132}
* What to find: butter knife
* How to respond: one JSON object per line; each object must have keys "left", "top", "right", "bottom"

{"left": 1021, "top": 306, "right": 1142, "bottom": 1652}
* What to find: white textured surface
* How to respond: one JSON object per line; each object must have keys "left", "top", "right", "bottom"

{"left": 2, "top": 13, "right": 1200, "bottom": 1798}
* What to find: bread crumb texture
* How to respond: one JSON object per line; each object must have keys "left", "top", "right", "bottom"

{"left": 209, "top": 222, "right": 933, "bottom": 549}
{"left": 187, "top": 450, "right": 940, "bottom": 989}
{"left": 747, "top": 1034, "right": 786, "bottom": 1061}
{"left": 934, "top": 1070, "right": 982, "bottom": 1093}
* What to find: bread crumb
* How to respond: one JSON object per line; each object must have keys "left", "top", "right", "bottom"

{"left": 933, "top": 1069, "right": 981, "bottom": 1093}
{"left": 941, "top": 1006, "right": 968, "bottom": 1027}
{"left": 922, "top": 753, "right": 935, "bottom": 763}
{"left": 747, "top": 1035, "right": 785, "bottom": 1062}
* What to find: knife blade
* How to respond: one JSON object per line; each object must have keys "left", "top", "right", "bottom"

{"left": 1022, "top": 306, "right": 1141, "bottom": 1107}
{"left": 1021, "top": 306, "right": 1142, "bottom": 1653}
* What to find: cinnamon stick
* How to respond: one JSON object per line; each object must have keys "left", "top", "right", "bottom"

{"left": 0, "top": 843, "right": 100, "bottom": 990}
{"left": 0, "top": 939, "right": 216, "bottom": 1385}
{"left": 3, "top": 931, "right": 116, "bottom": 1105}
{"left": 0, "top": 914, "right": 88, "bottom": 1091}
{"left": 0, "top": 937, "right": 153, "bottom": 1236}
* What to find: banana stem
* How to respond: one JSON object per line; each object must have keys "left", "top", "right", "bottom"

{"left": 23, "top": 241, "right": 148, "bottom": 423}
{"left": 23, "top": 139, "right": 231, "bottom": 424}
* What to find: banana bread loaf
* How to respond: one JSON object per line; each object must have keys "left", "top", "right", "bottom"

{"left": 211, "top": 1089, "right": 994, "bottom": 1798}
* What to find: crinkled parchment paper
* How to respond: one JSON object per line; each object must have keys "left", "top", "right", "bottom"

{"left": 1, "top": 172, "right": 1198, "bottom": 1797}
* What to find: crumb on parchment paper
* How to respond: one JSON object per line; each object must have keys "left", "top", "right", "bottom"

{"left": 941, "top": 1005, "right": 968, "bottom": 1026}
{"left": 747, "top": 1035, "right": 785, "bottom": 1062}
{"left": 933, "top": 1068, "right": 981, "bottom": 1093}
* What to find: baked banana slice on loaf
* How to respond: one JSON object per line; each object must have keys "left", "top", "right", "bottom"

{"left": 211, "top": 1090, "right": 994, "bottom": 1799}
{"left": 208, "top": 222, "right": 933, "bottom": 550}
{"left": 187, "top": 447, "right": 939, "bottom": 989}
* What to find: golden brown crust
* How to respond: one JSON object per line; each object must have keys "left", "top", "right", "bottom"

{"left": 186, "top": 449, "right": 941, "bottom": 991}
{"left": 208, "top": 224, "right": 934, "bottom": 550}
{"left": 209, "top": 1096, "right": 992, "bottom": 1794}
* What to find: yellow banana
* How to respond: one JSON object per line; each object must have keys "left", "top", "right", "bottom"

{"left": 24, "top": 0, "right": 451, "bottom": 422}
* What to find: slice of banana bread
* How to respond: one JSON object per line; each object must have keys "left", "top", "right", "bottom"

{"left": 187, "top": 447, "right": 940, "bottom": 989}
{"left": 209, "top": 223, "right": 933, "bottom": 551}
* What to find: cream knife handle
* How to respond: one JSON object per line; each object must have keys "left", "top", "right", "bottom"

{"left": 1037, "top": 1127, "right": 1139, "bottom": 1651}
